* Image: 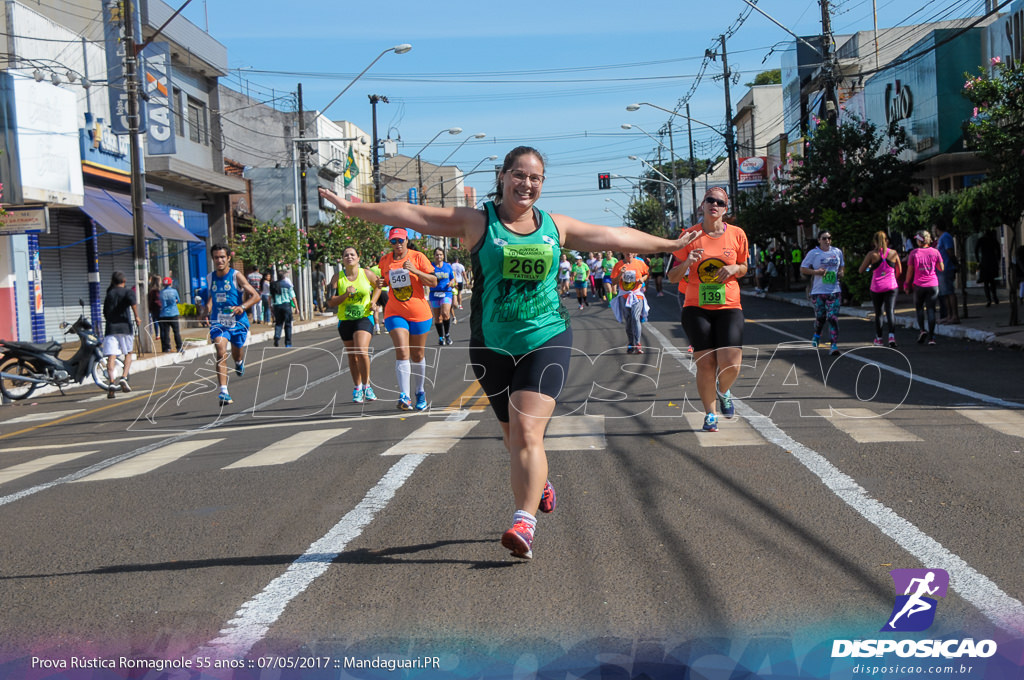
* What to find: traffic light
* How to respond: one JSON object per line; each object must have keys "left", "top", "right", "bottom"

{"left": 598, "top": 172, "right": 611, "bottom": 190}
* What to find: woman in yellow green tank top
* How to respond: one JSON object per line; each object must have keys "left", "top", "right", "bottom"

{"left": 320, "top": 147, "right": 698, "bottom": 560}
{"left": 327, "top": 246, "right": 381, "bottom": 404}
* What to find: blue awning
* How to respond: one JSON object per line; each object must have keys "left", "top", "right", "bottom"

{"left": 81, "top": 187, "right": 201, "bottom": 243}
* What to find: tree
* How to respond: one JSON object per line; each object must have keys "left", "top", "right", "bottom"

{"left": 624, "top": 196, "right": 668, "bottom": 238}
{"left": 307, "top": 213, "right": 389, "bottom": 268}
{"left": 746, "top": 69, "right": 781, "bottom": 87}
{"left": 732, "top": 180, "right": 799, "bottom": 247}
{"left": 785, "top": 115, "right": 919, "bottom": 252}
{"left": 230, "top": 219, "right": 304, "bottom": 272}
{"left": 962, "top": 56, "right": 1024, "bottom": 324}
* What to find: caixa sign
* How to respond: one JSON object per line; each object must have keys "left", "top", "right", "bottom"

{"left": 885, "top": 81, "right": 913, "bottom": 125}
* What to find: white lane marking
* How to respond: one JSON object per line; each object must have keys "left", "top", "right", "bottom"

{"left": 381, "top": 420, "right": 478, "bottom": 456}
{"left": 72, "top": 439, "right": 223, "bottom": 482}
{"left": 197, "top": 452, "right": 428, "bottom": 658}
{"left": 0, "top": 451, "right": 99, "bottom": 486}
{"left": 543, "top": 415, "right": 606, "bottom": 450}
{"left": 0, "top": 356, "right": 353, "bottom": 507}
{"left": 956, "top": 408, "right": 1024, "bottom": 439}
{"left": 681, "top": 413, "right": 766, "bottom": 446}
{"left": 814, "top": 407, "right": 923, "bottom": 443}
{"left": 224, "top": 429, "right": 349, "bottom": 469}
{"left": 4, "top": 409, "right": 85, "bottom": 424}
{"left": 757, "top": 322, "right": 1024, "bottom": 409}
{"left": 646, "top": 323, "right": 1024, "bottom": 634}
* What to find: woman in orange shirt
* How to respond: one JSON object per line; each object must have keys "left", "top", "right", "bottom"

{"left": 668, "top": 187, "right": 749, "bottom": 432}
{"left": 611, "top": 252, "right": 650, "bottom": 353}
{"left": 377, "top": 227, "right": 438, "bottom": 411}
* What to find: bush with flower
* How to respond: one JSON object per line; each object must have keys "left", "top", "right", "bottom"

{"left": 229, "top": 218, "right": 304, "bottom": 272}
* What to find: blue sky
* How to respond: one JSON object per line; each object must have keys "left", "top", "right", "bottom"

{"left": 180, "top": 0, "right": 991, "bottom": 226}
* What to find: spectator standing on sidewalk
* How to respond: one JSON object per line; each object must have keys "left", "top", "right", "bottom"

{"left": 935, "top": 223, "right": 960, "bottom": 324}
{"left": 271, "top": 273, "right": 297, "bottom": 347}
{"left": 158, "top": 276, "right": 182, "bottom": 352}
{"left": 801, "top": 232, "right": 845, "bottom": 356}
{"left": 975, "top": 229, "right": 1001, "bottom": 307}
{"left": 147, "top": 273, "right": 162, "bottom": 344}
{"left": 103, "top": 271, "right": 140, "bottom": 397}
{"left": 260, "top": 272, "right": 272, "bottom": 324}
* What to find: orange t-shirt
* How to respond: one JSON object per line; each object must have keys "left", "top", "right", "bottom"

{"left": 378, "top": 249, "right": 433, "bottom": 322}
{"left": 672, "top": 223, "right": 749, "bottom": 309}
{"left": 611, "top": 258, "right": 649, "bottom": 293}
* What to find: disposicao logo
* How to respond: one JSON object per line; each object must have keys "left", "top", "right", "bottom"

{"left": 883, "top": 568, "right": 948, "bottom": 632}
{"left": 831, "top": 567, "right": 998, "bottom": 660}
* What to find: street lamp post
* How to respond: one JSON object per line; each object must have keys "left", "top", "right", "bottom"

{"left": 293, "top": 44, "right": 410, "bottom": 319}
{"left": 422, "top": 132, "right": 487, "bottom": 206}
{"left": 627, "top": 101, "right": 738, "bottom": 204}
{"left": 622, "top": 124, "right": 684, "bottom": 229}
{"left": 379, "top": 127, "right": 463, "bottom": 200}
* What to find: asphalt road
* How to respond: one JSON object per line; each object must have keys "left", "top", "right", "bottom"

{"left": 1, "top": 291, "right": 1022, "bottom": 675}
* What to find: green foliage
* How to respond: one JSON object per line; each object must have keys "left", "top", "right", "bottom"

{"left": 888, "top": 192, "right": 959, "bottom": 240}
{"left": 785, "top": 115, "right": 920, "bottom": 251}
{"left": 746, "top": 69, "right": 781, "bottom": 87}
{"left": 230, "top": 219, "right": 304, "bottom": 271}
{"left": 307, "top": 213, "right": 389, "bottom": 266}
{"left": 732, "top": 181, "right": 799, "bottom": 246}
{"left": 624, "top": 195, "right": 669, "bottom": 237}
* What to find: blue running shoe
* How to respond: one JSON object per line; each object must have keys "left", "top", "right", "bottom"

{"left": 414, "top": 391, "right": 428, "bottom": 411}
{"left": 718, "top": 390, "right": 735, "bottom": 419}
{"left": 234, "top": 360, "right": 244, "bottom": 377}
{"left": 702, "top": 412, "right": 718, "bottom": 432}
{"left": 397, "top": 393, "right": 413, "bottom": 411}
{"left": 539, "top": 480, "right": 557, "bottom": 514}
{"left": 218, "top": 391, "right": 233, "bottom": 406}
{"left": 352, "top": 386, "right": 365, "bottom": 403}
{"left": 811, "top": 334, "right": 820, "bottom": 348}
{"left": 501, "top": 520, "right": 535, "bottom": 559}
{"left": 363, "top": 385, "right": 378, "bottom": 401}
{"left": 830, "top": 342, "right": 839, "bottom": 356}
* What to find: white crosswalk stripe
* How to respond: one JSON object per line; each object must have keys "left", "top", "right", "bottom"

{"left": 224, "top": 428, "right": 350, "bottom": 469}
{"left": 4, "top": 409, "right": 85, "bottom": 425}
{"left": 73, "top": 439, "right": 224, "bottom": 482}
{"left": 381, "top": 420, "right": 478, "bottom": 456}
{"left": 544, "top": 415, "right": 606, "bottom": 450}
{"left": 681, "top": 412, "right": 767, "bottom": 446}
{"left": 814, "top": 407, "right": 923, "bottom": 442}
{"left": 956, "top": 408, "right": 1024, "bottom": 439}
{"left": 0, "top": 451, "right": 99, "bottom": 486}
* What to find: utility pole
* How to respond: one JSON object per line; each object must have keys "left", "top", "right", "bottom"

{"left": 820, "top": 0, "right": 839, "bottom": 122}
{"left": 686, "top": 103, "right": 698, "bottom": 224}
{"left": 720, "top": 34, "right": 739, "bottom": 203}
{"left": 369, "top": 94, "right": 388, "bottom": 202}
{"left": 123, "top": 0, "right": 153, "bottom": 353}
{"left": 297, "top": 83, "right": 308, "bottom": 229}
{"left": 665, "top": 123, "right": 684, "bottom": 232}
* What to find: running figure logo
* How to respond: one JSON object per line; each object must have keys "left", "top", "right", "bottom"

{"left": 882, "top": 568, "right": 949, "bottom": 632}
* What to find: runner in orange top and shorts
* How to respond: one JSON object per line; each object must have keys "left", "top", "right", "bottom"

{"left": 610, "top": 253, "right": 650, "bottom": 353}
{"left": 377, "top": 227, "right": 438, "bottom": 411}
{"left": 668, "top": 187, "right": 749, "bottom": 432}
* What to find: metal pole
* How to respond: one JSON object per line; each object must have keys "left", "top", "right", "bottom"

{"left": 666, "top": 124, "right": 683, "bottom": 232}
{"left": 370, "top": 95, "right": 384, "bottom": 202}
{"left": 721, "top": 34, "right": 739, "bottom": 202}
{"left": 686, "top": 103, "right": 698, "bottom": 224}
{"left": 124, "top": 0, "right": 153, "bottom": 353}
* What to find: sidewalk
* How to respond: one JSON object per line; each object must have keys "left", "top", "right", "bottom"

{"left": 752, "top": 284, "right": 1024, "bottom": 350}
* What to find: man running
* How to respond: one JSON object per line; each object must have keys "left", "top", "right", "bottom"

{"left": 204, "top": 244, "right": 259, "bottom": 405}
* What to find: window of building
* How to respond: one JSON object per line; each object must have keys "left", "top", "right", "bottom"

{"left": 187, "top": 96, "right": 208, "bottom": 145}
{"left": 173, "top": 87, "right": 184, "bottom": 137}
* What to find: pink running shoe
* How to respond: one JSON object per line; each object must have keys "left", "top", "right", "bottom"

{"left": 501, "top": 520, "right": 534, "bottom": 559}
{"left": 539, "top": 480, "right": 557, "bottom": 514}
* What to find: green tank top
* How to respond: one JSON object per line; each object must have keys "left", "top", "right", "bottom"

{"left": 470, "top": 201, "right": 569, "bottom": 354}
{"left": 336, "top": 267, "right": 373, "bottom": 321}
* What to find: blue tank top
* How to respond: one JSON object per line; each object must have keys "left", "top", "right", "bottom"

{"left": 208, "top": 268, "right": 249, "bottom": 329}
{"left": 431, "top": 262, "right": 454, "bottom": 294}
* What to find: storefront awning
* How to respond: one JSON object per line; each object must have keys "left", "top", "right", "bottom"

{"left": 81, "top": 187, "right": 201, "bottom": 243}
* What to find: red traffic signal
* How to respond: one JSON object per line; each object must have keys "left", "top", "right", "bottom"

{"left": 598, "top": 173, "right": 611, "bottom": 190}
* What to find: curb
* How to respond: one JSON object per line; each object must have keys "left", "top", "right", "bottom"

{"left": 746, "top": 290, "right": 1000, "bottom": 346}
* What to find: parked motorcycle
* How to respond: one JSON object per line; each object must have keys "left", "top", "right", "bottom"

{"left": 0, "top": 300, "right": 124, "bottom": 401}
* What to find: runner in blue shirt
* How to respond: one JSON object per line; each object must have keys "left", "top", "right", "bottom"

{"left": 203, "top": 244, "right": 259, "bottom": 405}
{"left": 429, "top": 247, "right": 455, "bottom": 345}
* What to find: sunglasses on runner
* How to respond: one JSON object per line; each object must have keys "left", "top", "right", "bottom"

{"left": 389, "top": 238, "right": 405, "bottom": 244}
{"left": 705, "top": 197, "right": 728, "bottom": 208}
